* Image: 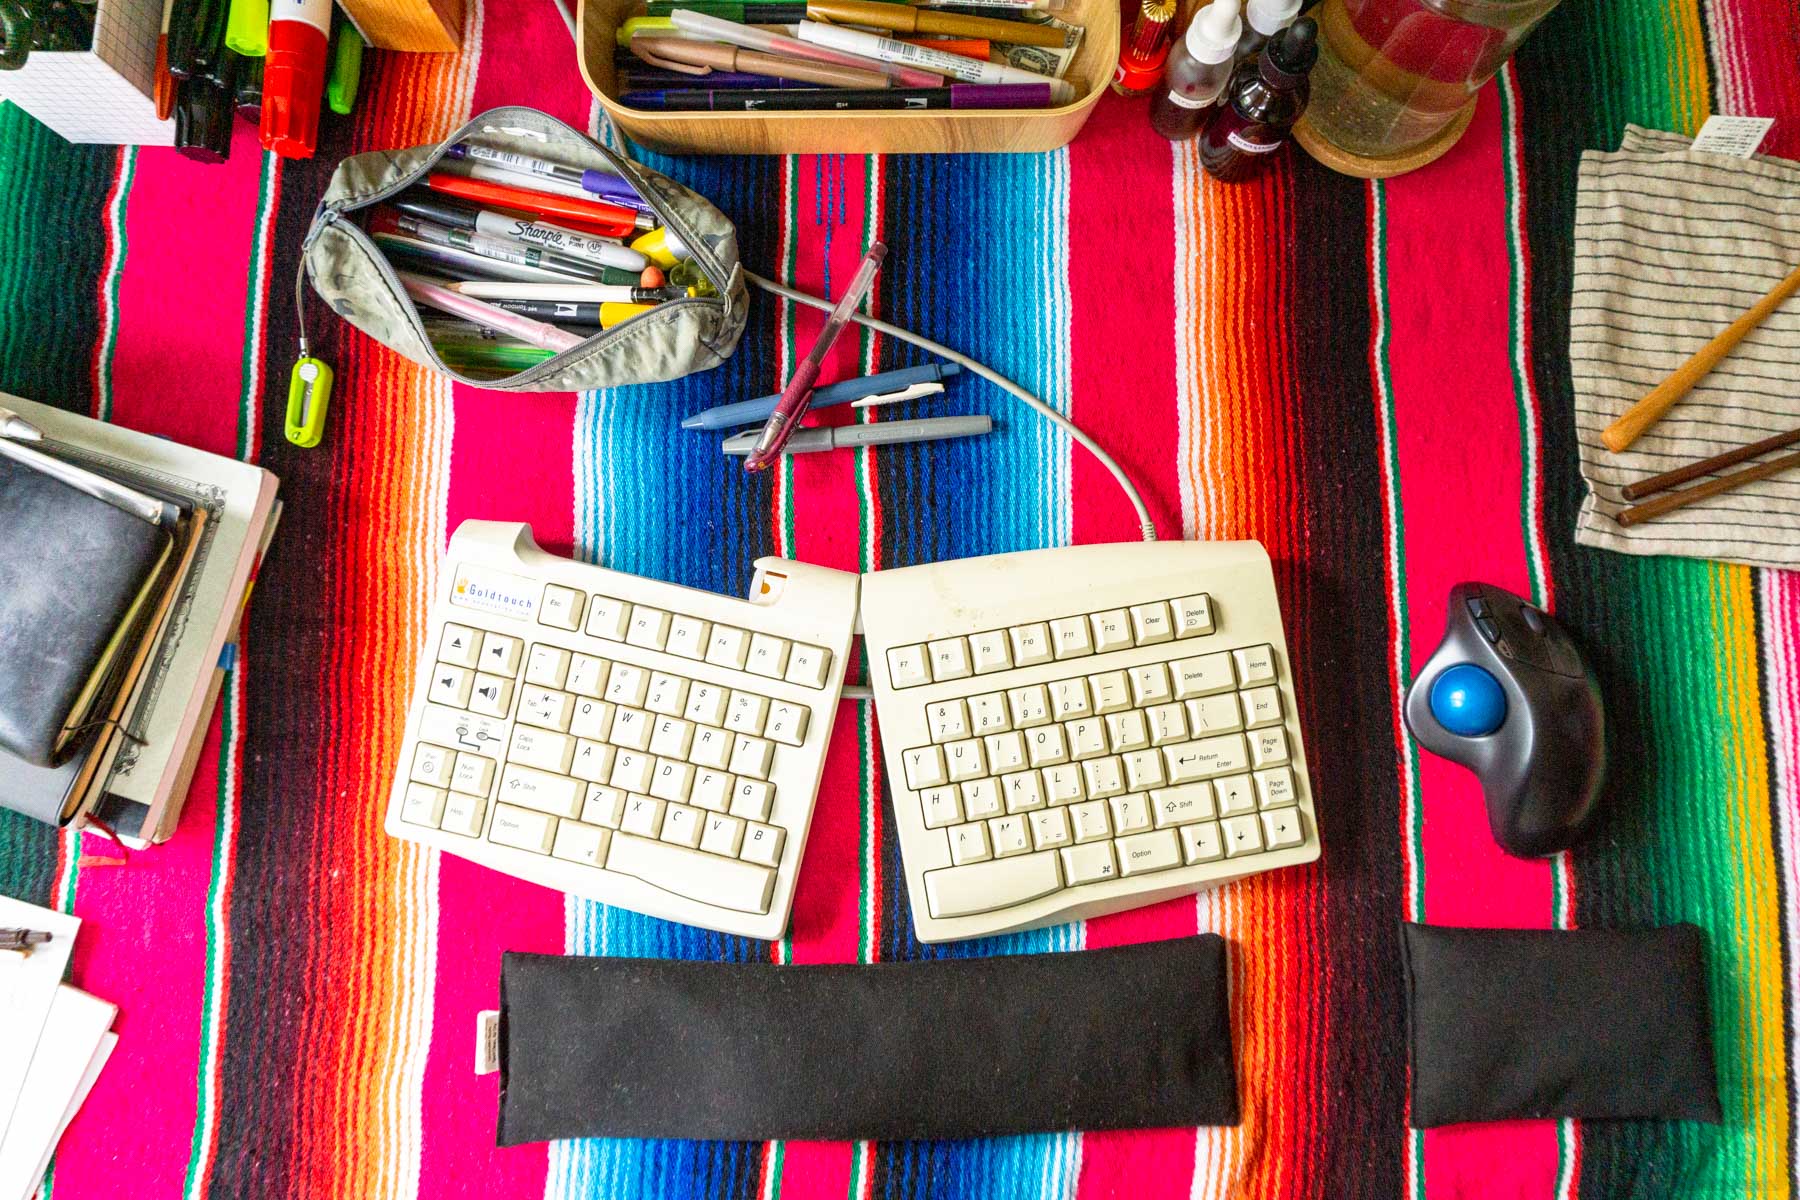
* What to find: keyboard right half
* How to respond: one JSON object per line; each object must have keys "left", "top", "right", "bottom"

{"left": 863, "top": 541, "right": 1320, "bottom": 944}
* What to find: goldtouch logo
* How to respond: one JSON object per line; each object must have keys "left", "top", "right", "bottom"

{"left": 449, "top": 564, "right": 539, "bottom": 620}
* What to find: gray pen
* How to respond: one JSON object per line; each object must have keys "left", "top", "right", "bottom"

{"left": 724, "top": 415, "right": 993, "bottom": 456}
{"left": 0, "top": 405, "right": 44, "bottom": 441}
{"left": 0, "top": 437, "right": 166, "bottom": 525}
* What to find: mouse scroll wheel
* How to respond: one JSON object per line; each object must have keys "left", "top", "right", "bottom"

{"left": 1474, "top": 615, "right": 1502, "bottom": 644}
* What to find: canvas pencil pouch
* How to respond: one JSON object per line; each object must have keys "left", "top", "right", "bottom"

{"left": 300, "top": 106, "right": 747, "bottom": 392}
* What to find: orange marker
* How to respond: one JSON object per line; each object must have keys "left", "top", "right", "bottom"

{"left": 426, "top": 173, "right": 652, "bottom": 241}
{"left": 901, "top": 37, "right": 989, "bottom": 59}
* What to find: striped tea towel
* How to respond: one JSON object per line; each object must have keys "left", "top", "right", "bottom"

{"left": 1573, "top": 123, "right": 1800, "bottom": 570}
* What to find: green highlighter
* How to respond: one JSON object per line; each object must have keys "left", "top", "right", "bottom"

{"left": 327, "top": 23, "right": 363, "bottom": 115}
{"left": 285, "top": 357, "right": 333, "bottom": 448}
{"left": 223, "top": 0, "right": 269, "bottom": 57}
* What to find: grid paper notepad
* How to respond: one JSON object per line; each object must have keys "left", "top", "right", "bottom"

{"left": 1572, "top": 124, "right": 1800, "bottom": 570}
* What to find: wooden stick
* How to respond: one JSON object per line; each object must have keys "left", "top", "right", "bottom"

{"left": 1615, "top": 448, "right": 1800, "bottom": 527}
{"left": 1620, "top": 425, "right": 1800, "bottom": 500}
{"left": 1601, "top": 262, "right": 1800, "bottom": 453}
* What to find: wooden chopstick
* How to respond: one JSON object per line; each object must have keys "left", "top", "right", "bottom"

{"left": 1620, "top": 425, "right": 1800, "bottom": 500}
{"left": 1616, "top": 447, "right": 1800, "bottom": 527}
{"left": 1601, "top": 262, "right": 1800, "bottom": 453}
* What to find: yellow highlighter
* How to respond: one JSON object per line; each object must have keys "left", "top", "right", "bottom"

{"left": 615, "top": 16, "right": 677, "bottom": 46}
{"left": 630, "top": 226, "right": 691, "bottom": 269}
{"left": 285, "top": 356, "right": 333, "bottom": 448}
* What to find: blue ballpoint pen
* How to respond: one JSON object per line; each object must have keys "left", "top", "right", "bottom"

{"left": 681, "top": 362, "right": 961, "bottom": 431}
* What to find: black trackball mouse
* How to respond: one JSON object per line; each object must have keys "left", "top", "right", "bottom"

{"left": 1402, "top": 583, "right": 1606, "bottom": 857}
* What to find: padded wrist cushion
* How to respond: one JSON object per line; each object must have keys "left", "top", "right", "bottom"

{"left": 498, "top": 936, "right": 1239, "bottom": 1144}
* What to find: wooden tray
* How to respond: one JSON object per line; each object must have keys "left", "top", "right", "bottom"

{"left": 576, "top": 0, "right": 1117, "bottom": 155}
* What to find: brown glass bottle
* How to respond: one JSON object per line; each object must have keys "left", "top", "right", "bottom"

{"left": 1198, "top": 17, "right": 1317, "bottom": 182}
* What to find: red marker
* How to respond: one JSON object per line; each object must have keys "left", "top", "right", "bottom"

{"left": 261, "top": 0, "right": 331, "bottom": 158}
{"left": 426, "top": 172, "right": 654, "bottom": 241}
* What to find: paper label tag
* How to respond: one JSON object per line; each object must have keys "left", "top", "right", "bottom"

{"left": 1165, "top": 90, "right": 1211, "bottom": 110}
{"left": 475, "top": 1010, "right": 500, "bottom": 1075}
{"left": 1227, "top": 130, "right": 1282, "bottom": 154}
{"left": 1690, "top": 115, "right": 1773, "bottom": 158}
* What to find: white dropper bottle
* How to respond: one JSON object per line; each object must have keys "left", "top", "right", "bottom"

{"left": 1236, "top": 0, "right": 1300, "bottom": 61}
{"left": 1148, "top": 0, "right": 1243, "bottom": 141}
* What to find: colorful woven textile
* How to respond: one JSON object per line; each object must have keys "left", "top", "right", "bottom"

{"left": 0, "top": 1, "right": 1795, "bottom": 1196}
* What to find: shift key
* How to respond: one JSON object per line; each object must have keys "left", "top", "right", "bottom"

{"left": 499, "top": 764, "right": 584, "bottom": 818}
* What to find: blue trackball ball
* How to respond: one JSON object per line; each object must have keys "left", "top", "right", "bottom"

{"left": 1429, "top": 664, "right": 1507, "bottom": 737}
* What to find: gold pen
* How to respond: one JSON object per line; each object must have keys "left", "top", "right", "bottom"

{"left": 808, "top": 0, "right": 1071, "bottom": 47}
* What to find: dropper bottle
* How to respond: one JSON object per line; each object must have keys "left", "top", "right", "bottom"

{"left": 1234, "top": 0, "right": 1298, "bottom": 61}
{"left": 1147, "top": 0, "right": 1241, "bottom": 141}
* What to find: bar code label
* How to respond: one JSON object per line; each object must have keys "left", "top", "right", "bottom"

{"left": 475, "top": 1010, "right": 500, "bottom": 1075}
{"left": 1690, "top": 115, "right": 1773, "bottom": 158}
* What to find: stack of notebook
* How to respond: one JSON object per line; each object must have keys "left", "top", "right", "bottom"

{"left": 0, "top": 393, "right": 279, "bottom": 846}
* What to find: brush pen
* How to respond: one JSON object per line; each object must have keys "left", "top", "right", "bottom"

{"left": 443, "top": 143, "right": 645, "bottom": 211}
{"left": 623, "top": 82, "right": 1050, "bottom": 109}
{"left": 746, "top": 241, "right": 886, "bottom": 471}
{"left": 484, "top": 299, "right": 607, "bottom": 324}
{"left": 725, "top": 415, "right": 992, "bottom": 455}
{"left": 450, "top": 280, "right": 690, "bottom": 303}
{"left": 622, "top": 67, "right": 819, "bottom": 88}
{"left": 798, "top": 21, "right": 1074, "bottom": 100}
{"left": 668, "top": 10, "right": 944, "bottom": 87}
{"left": 683, "top": 362, "right": 961, "bottom": 430}
{"left": 631, "top": 37, "right": 894, "bottom": 89}
{"left": 389, "top": 194, "right": 650, "bottom": 271}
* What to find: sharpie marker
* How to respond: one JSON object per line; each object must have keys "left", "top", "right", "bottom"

{"left": 389, "top": 214, "right": 622, "bottom": 284}
{"left": 371, "top": 233, "right": 592, "bottom": 285}
{"left": 390, "top": 194, "right": 649, "bottom": 271}
{"left": 261, "top": 0, "right": 331, "bottom": 157}
{"left": 444, "top": 143, "right": 644, "bottom": 210}
{"left": 622, "top": 83, "right": 1051, "bottom": 110}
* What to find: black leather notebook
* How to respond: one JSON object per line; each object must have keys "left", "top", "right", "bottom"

{"left": 0, "top": 453, "right": 172, "bottom": 767}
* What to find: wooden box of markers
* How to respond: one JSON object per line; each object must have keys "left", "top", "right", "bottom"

{"left": 575, "top": 0, "right": 1116, "bottom": 154}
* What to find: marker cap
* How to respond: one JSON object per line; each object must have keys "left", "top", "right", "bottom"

{"left": 631, "top": 226, "right": 692, "bottom": 268}
{"left": 174, "top": 78, "right": 235, "bottom": 163}
{"left": 1112, "top": 42, "right": 1170, "bottom": 92}
{"left": 261, "top": 16, "right": 329, "bottom": 158}
{"left": 1183, "top": 0, "right": 1241, "bottom": 64}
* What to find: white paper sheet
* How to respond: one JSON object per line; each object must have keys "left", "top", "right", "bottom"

{"left": 0, "top": 899, "right": 80, "bottom": 1134}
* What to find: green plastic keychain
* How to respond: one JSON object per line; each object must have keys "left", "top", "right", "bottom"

{"left": 285, "top": 356, "right": 332, "bottom": 448}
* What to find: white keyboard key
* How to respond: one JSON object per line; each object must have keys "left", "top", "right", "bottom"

{"left": 1223, "top": 813, "right": 1264, "bottom": 857}
{"left": 570, "top": 698, "right": 614, "bottom": 741}
{"left": 479, "top": 632, "right": 523, "bottom": 675}
{"left": 1010, "top": 622, "right": 1054, "bottom": 667}
{"left": 571, "top": 740, "right": 617, "bottom": 784}
{"left": 1215, "top": 774, "right": 1257, "bottom": 816}
{"left": 1007, "top": 685, "right": 1051, "bottom": 729}
{"left": 1147, "top": 703, "right": 1189, "bottom": 745}
{"left": 1181, "top": 821, "right": 1224, "bottom": 863}
{"left": 730, "top": 778, "right": 774, "bottom": 821}
{"left": 1129, "top": 602, "right": 1174, "bottom": 645}
{"left": 928, "top": 699, "right": 970, "bottom": 743}
{"left": 1164, "top": 734, "right": 1250, "bottom": 782}
{"left": 428, "top": 665, "right": 474, "bottom": 708}
{"left": 1172, "top": 652, "right": 1235, "bottom": 699}
{"left": 1117, "top": 829, "right": 1181, "bottom": 876}
{"left": 1001, "top": 770, "right": 1044, "bottom": 813}
{"left": 525, "top": 644, "right": 571, "bottom": 689}
{"left": 969, "top": 630, "right": 1012, "bottom": 674}
{"left": 610, "top": 751, "right": 655, "bottom": 793}
{"left": 607, "top": 832, "right": 775, "bottom": 914}
{"left": 605, "top": 662, "right": 649, "bottom": 707}
{"left": 1172, "top": 594, "right": 1214, "bottom": 637}
{"left": 401, "top": 783, "right": 447, "bottom": 828}
{"left": 887, "top": 643, "right": 931, "bottom": 688}
{"left": 519, "top": 685, "right": 574, "bottom": 732}
{"left": 1187, "top": 693, "right": 1244, "bottom": 734}
{"left": 1042, "top": 763, "right": 1085, "bottom": 806}
{"left": 582, "top": 784, "right": 628, "bottom": 827}
{"left": 660, "top": 802, "right": 704, "bottom": 847}
{"left": 927, "top": 637, "right": 972, "bottom": 682}
{"left": 1129, "top": 663, "right": 1173, "bottom": 706}
{"left": 1088, "top": 671, "right": 1132, "bottom": 714}
{"left": 667, "top": 614, "right": 710, "bottom": 660}
{"left": 741, "top": 822, "right": 786, "bottom": 867}
{"left": 1152, "top": 782, "right": 1214, "bottom": 827}
{"left": 586, "top": 595, "right": 631, "bottom": 641}
{"left": 729, "top": 735, "right": 775, "bottom": 780}
{"left": 684, "top": 683, "right": 729, "bottom": 727}
{"left": 1049, "top": 678, "right": 1092, "bottom": 719}
{"left": 984, "top": 730, "right": 1027, "bottom": 773}
{"left": 705, "top": 625, "right": 751, "bottom": 670}
{"left": 1029, "top": 806, "right": 1072, "bottom": 849}
{"left": 552, "top": 820, "right": 609, "bottom": 866}
{"left": 441, "top": 790, "right": 487, "bottom": 838}
{"left": 1081, "top": 755, "right": 1126, "bottom": 800}
{"left": 620, "top": 794, "right": 665, "bottom": 837}
{"left": 720, "top": 694, "right": 768, "bottom": 745}
{"left": 626, "top": 605, "right": 671, "bottom": 650}
{"left": 1060, "top": 841, "right": 1118, "bottom": 884}
{"left": 1067, "top": 717, "right": 1108, "bottom": 760}
{"left": 1250, "top": 727, "right": 1290, "bottom": 768}
{"left": 766, "top": 702, "right": 809, "bottom": 747}
{"left": 747, "top": 632, "right": 791, "bottom": 680}
{"left": 1233, "top": 644, "right": 1277, "bottom": 685}
{"left": 1255, "top": 767, "right": 1297, "bottom": 809}
{"left": 644, "top": 672, "right": 691, "bottom": 717}
{"left": 690, "top": 727, "right": 733, "bottom": 771}
{"left": 785, "top": 643, "right": 832, "bottom": 689}
{"left": 540, "top": 584, "right": 584, "bottom": 631}
{"left": 1089, "top": 610, "right": 1132, "bottom": 653}
{"left": 1109, "top": 793, "right": 1151, "bottom": 835}
{"left": 1069, "top": 799, "right": 1112, "bottom": 842}
{"left": 411, "top": 744, "right": 454, "bottom": 787}
{"left": 1026, "top": 724, "right": 1069, "bottom": 767}
{"left": 418, "top": 703, "right": 507, "bottom": 756}
{"left": 438, "top": 623, "right": 482, "bottom": 668}
{"left": 988, "top": 815, "right": 1031, "bottom": 857}
{"left": 700, "top": 812, "right": 745, "bottom": 857}
{"left": 451, "top": 752, "right": 495, "bottom": 797}
{"left": 945, "top": 738, "right": 987, "bottom": 782}
{"left": 609, "top": 707, "right": 653, "bottom": 752}
{"left": 566, "top": 653, "right": 608, "bottom": 697}
{"left": 509, "top": 726, "right": 575, "bottom": 774}
{"left": 968, "top": 692, "right": 1012, "bottom": 733}
{"left": 925, "top": 850, "right": 1061, "bottom": 918}
{"left": 1051, "top": 616, "right": 1093, "bottom": 659}
{"left": 1123, "top": 749, "right": 1166, "bottom": 791}
{"left": 649, "top": 716, "right": 696, "bottom": 760}
{"left": 949, "top": 821, "right": 991, "bottom": 864}
{"left": 500, "top": 764, "right": 584, "bottom": 819}
{"left": 691, "top": 769, "right": 733, "bottom": 812}
{"left": 921, "top": 786, "right": 961, "bottom": 828}
{"left": 489, "top": 803, "right": 556, "bottom": 853}
{"left": 649, "top": 758, "right": 697, "bottom": 803}
{"left": 1241, "top": 686, "right": 1283, "bottom": 728}
{"left": 961, "top": 778, "right": 1003, "bottom": 820}
{"left": 1261, "top": 807, "right": 1306, "bottom": 850}
{"left": 1104, "top": 709, "right": 1150, "bottom": 753}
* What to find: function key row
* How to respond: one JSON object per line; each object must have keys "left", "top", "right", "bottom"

{"left": 887, "top": 593, "right": 1216, "bottom": 689}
